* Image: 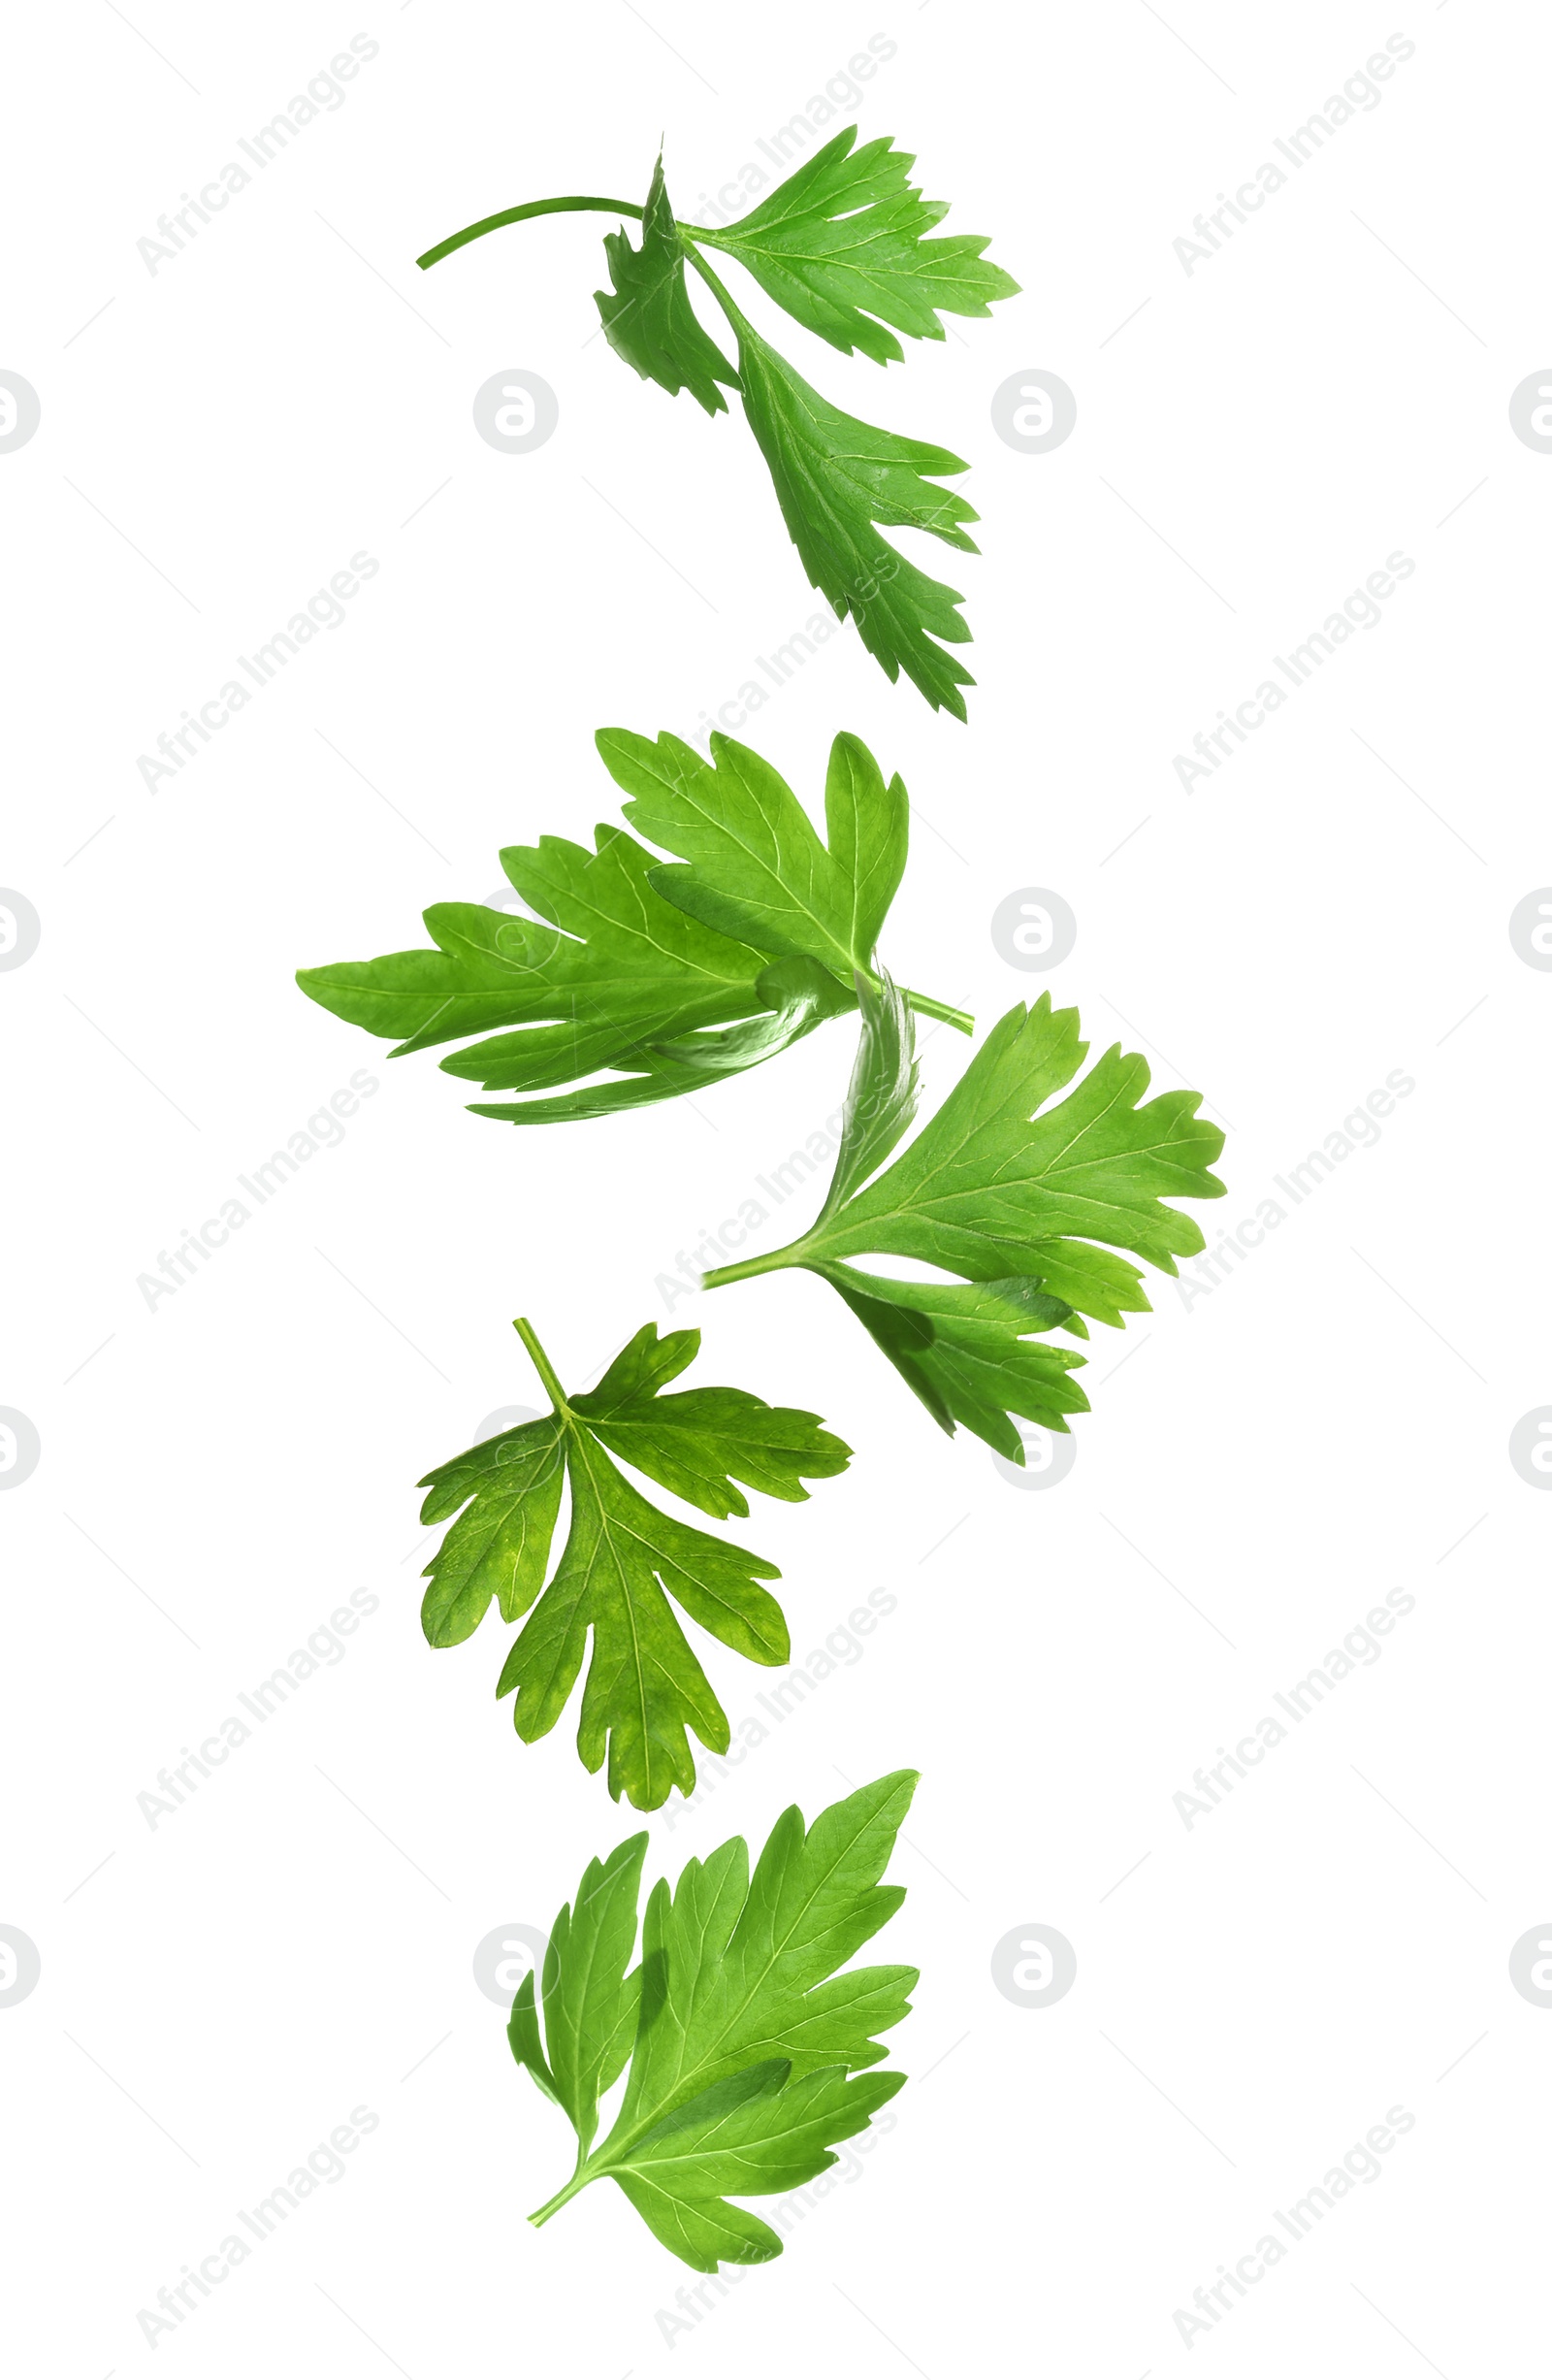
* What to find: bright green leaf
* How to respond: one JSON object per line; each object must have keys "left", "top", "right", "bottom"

{"left": 416, "top": 137, "right": 1018, "bottom": 713}
{"left": 733, "top": 318, "right": 979, "bottom": 717}
{"left": 297, "top": 730, "right": 969, "bottom": 1124}
{"left": 540, "top": 1833, "right": 646, "bottom": 2150}
{"left": 705, "top": 978, "right": 1227, "bottom": 1457}
{"left": 700, "top": 126, "right": 1020, "bottom": 365}
{"left": 595, "top": 724, "right": 911, "bottom": 980}
{"left": 417, "top": 1320, "right": 850, "bottom": 1809}
{"left": 519, "top": 1772, "right": 917, "bottom": 2268}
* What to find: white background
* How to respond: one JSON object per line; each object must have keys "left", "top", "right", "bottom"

{"left": 5, "top": 2, "right": 1550, "bottom": 2371}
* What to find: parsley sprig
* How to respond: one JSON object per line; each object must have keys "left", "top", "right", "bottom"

{"left": 510, "top": 1772, "right": 916, "bottom": 2266}
{"left": 418, "top": 131, "right": 1018, "bottom": 716}
{"left": 703, "top": 976, "right": 1227, "bottom": 1458}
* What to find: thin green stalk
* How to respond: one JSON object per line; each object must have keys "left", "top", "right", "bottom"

{"left": 512, "top": 1317, "right": 569, "bottom": 1413}
{"left": 700, "top": 1241, "right": 811, "bottom": 1293}
{"left": 679, "top": 240, "right": 753, "bottom": 339}
{"left": 417, "top": 195, "right": 644, "bottom": 272}
{"left": 526, "top": 2165, "right": 593, "bottom": 2228}
{"left": 899, "top": 986, "right": 972, "bottom": 1034}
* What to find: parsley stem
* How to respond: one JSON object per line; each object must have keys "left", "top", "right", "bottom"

{"left": 416, "top": 196, "right": 644, "bottom": 272}
{"left": 512, "top": 1317, "right": 568, "bottom": 1413}
{"left": 700, "top": 1244, "right": 806, "bottom": 1291}
{"left": 527, "top": 2167, "right": 592, "bottom": 2228}
{"left": 901, "top": 986, "right": 973, "bottom": 1034}
{"left": 680, "top": 240, "right": 752, "bottom": 337}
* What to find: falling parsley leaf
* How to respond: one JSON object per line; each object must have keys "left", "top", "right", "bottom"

{"left": 596, "top": 155, "right": 737, "bottom": 414}
{"left": 713, "top": 308, "right": 980, "bottom": 715}
{"left": 416, "top": 129, "right": 1018, "bottom": 715}
{"left": 595, "top": 722, "right": 910, "bottom": 979}
{"left": 514, "top": 1771, "right": 917, "bottom": 2267}
{"left": 704, "top": 976, "right": 1227, "bottom": 1459}
{"left": 697, "top": 131, "right": 1019, "bottom": 364}
{"left": 295, "top": 728, "right": 970, "bottom": 1124}
{"left": 417, "top": 1319, "right": 850, "bottom": 1809}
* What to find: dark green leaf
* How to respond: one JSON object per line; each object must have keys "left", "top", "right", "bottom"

{"left": 824, "top": 1266, "right": 1086, "bottom": 1458}
{"left": 595, "top": 157, "right": 738, "bottom": 414}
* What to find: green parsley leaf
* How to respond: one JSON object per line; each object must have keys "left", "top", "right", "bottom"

{"left": 470, "top": 954, "right": 856, "bottom": 1125}
{"left": 517, "top": 1771, "right": 917, "bottom": 2267}
{"left": 417, "top": 1319, "right": 850, "bottom": 1809}
{"left": 595, "top": 724, "right": 909, "bottom": 980}
{"left": 510, "top": 1833, "right": 646, "bottom": 2150}
{"left": 698, "top": 127, "right": 1020, "bottom": 366}
{"left": 596, "top": 155, "right": 737, "bottom": 414}
{"left": 730, "top": 312, "right": 979, "bottom": 716}
{"left": 704, "top": 978, "right": 1227, "bottom": 1459}
{"left": 416, "top": 136, "right": 1018, "bottom": 714}
{"left": 295, "top": 729, "right": 970, "bottom": 1124}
